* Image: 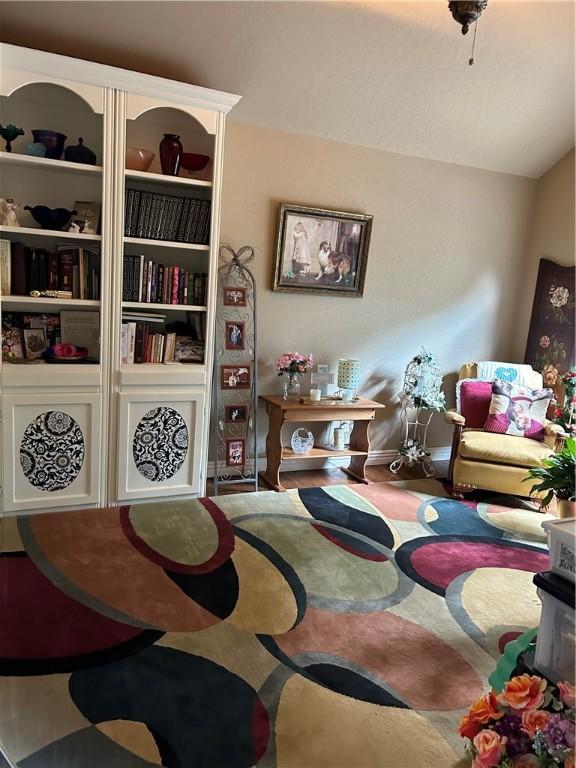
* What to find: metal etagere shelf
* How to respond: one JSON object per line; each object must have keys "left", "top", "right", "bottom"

{"left": 211, "top": 245, "right": 258, "bottom": 494}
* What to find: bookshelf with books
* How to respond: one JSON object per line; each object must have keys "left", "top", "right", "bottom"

{"left": 0, "top": 49, "right": 111, "bottom": 515}
{"left": 0, "top": 43, "right": 239, "bottom": 515}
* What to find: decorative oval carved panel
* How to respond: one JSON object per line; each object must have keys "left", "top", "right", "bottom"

{"left": 20, "top": 411, "right": 85, "bottom": 492}
{"left": 133, "top": 407, "right": 189, "bottom": 482}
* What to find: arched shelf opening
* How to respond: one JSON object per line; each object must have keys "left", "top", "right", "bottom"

{"left": 0, "top": 83, "right": 104, "bottom": 228}
{"left": 0, "top": 82, "right": 103, "bottom": 162}
{"left": 126, "top": 106, "right": 215, "bottom": 184}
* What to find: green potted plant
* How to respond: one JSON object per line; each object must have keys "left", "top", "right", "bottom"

{"left": 525, "top": 437, "right": 576, "bottom": 518}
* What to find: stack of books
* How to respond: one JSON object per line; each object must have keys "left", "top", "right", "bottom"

{"left": 124, "top": 190, "right": 211, "bottom": 244}
{"left": 122, "top": 256, "right": 207, "bottom": 306}
{"left": 1, "top": 240, "right": 100, "bottom": 299}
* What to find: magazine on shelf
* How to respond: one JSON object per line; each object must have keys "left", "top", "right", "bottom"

{"left": 60, "top": 311, "right": 100, "bottom": 361}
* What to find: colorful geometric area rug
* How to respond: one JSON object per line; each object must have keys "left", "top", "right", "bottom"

{"left": 0, "top": 479, "right": 554, "bottom": 768}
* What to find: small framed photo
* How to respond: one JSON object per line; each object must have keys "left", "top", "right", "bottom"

{"left": 225, "top": 320, "right": 245, "bottom": 350}
{"left": 225, "top": 404, "right": 247, "bottom": 423}
{"left": 23, "top": 327, "right": 47, "bottom": 359}
{"left": 221, "top": 365, "right": 251, "bottom": 390}
{"left": 70, "top": 201, "right": 100, "bottom": 235}
{"left": 273, "top": 203, "right": 373, "bottom": 298}
{"left": 223, "top": 287, "right": 246, "bottom": 306}
{"left": 226, "top": 438, "right": 245, "bottom": 466}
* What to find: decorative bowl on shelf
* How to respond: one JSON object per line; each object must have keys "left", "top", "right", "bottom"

{"left": 31, "top": 130, "right": 67, "bottom": 159}
{"left": 180, "top": 152, "right": 210, "bottom": 173}
{"left": 125, "top": 147, "right": 155, "bottom": 172}
{"left": 24, "top": 205, "right": 77, "bottom": 230}
{"left": 0, "top": 123, "right": 25, "bottom": 152}
{"left": 64, "top": 137, "right": 97, "bottom": 165}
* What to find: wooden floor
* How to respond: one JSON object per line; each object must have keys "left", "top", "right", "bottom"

{"left": 207, "top": 460, "right": 449, "bottom": 495}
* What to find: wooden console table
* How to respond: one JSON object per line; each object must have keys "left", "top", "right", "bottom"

{"left": 259, "top": 395, "right": 386, "bottom": 492}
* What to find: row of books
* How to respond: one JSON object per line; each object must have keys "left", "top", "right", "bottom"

{"left": 124, "top": 189, "right": 211, "bottom": 244}
{"left": 0, "top": 241, "right": 100, "bottom": 300}
{"left": 122, "top": 255, "right": 207, "bottom": 306}
{"left": 121, "top": 322, "right": 204, "bottom": 364}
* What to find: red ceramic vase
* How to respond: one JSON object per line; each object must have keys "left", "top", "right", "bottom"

{"left": 159, "top": 133, "right": 183, "bottom": 176}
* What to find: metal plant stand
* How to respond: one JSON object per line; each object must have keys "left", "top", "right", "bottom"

{"left": 389, "top": 349, "right": 445, "bottom": 479}
{"left": 389, "top": 400, "right": 435, "bottom": 478}
{"left": 211, "top": 245, "right": 258, "bottom": 494}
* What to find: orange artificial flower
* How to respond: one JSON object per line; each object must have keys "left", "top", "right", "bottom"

{"left": 558, "top": 681, "right": 576, "bottom": 709}
{"left": 473, "top": 692, "right": 504, "bottom": 723}
{"left": 565, "top": 753, "right": 575, "bottom": 768}
{"left": 460, "top": 691, "right": 504, "bottom": 739}
{"left": 500, "top": 675, "right": 547, "bottom": 711}
{"left": 521, "top": 708, "right": 550, "bottom": 737}
{"left": 472, "top": 729, "right": 507, "bottom": 768}
{"left": 459, "top": 713, "right": 482, "bottom": 740}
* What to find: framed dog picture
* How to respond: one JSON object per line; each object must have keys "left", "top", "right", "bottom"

{"left": 273, "top": 203, "right": 373, "bottom": 297}
{"left": 225, "top": 321, "right": 245, "bottom": 351}
{"left": 226, "top": 438, "right": 245, "bottom": 466}
{"left": 223, "top": 287, "right": 246, "bottom": 306}
{"left": 225, "top": 404, "right": 248, "bottom": 423}
{"left": 221, "top": 365, "right": 251, "bottom": 390}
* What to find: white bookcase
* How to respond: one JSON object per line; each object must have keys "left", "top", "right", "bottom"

{"left": 0, "top": 43, "right": 240, "bottom": 514}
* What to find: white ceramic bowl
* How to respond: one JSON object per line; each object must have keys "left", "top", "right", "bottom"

{"left": 125, "top": 147, "right": 155, "bottom": 172}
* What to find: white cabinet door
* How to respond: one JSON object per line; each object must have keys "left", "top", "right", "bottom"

{"left": 116, "top": 390, "right": 204, "bottom": 501}
{"left": 2, "top": 394, "right": 101, "bottom": 513}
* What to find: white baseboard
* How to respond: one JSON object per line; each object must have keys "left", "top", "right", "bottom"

{"left": 207, "top": 446, "right": 451, "bottom": 478}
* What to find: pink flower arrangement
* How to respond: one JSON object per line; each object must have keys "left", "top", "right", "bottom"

{"left": 275, "top": 351, "right": 314, "bottom": 376}
{"left": 460, "top": 675, "right": 575, "bottom": 768}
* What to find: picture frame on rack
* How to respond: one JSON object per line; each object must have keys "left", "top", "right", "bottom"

{"left": 224, "top": 404, "right": 248, "bottom": 423}
{"left": 273, "top": 203, "right": 373, "bottom": 298}
{"left": 223, "top": 287, "right": 246, "bottom": 306}
{"left": 23, "top": 327, "right": 47, "bottom": 359}
{"left": 70, "top": 201, "right": 100, "bottom": 235}
{"left": 221, "top": 365, "right": 251, "bottom": 390}
{"left": 226, "top": 438, "right": 245, "bottom": 466}
{"left": 225, "top": 320, "right": 245, "bottom": 350}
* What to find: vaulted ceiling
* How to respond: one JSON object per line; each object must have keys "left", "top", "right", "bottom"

{"left": 0, "top": 1, "right": 573, "bottom": 177}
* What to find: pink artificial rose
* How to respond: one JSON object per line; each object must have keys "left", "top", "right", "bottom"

{"left": 500, "top": 675, "right": 547, "bottom": 711}
{"left": 558, "top": 681, "right": 576, "bottom": 709}
{"left": 472, "top": 730, "right": 507, "bottom": 768}
{"left": 513, "top": 755, "right": 540, "bottom": 768}
{"left": 521, "top": 708, "right": 550, "bottom": 737}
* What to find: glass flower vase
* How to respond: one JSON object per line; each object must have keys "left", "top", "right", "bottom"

{"left": 282, "top": 372, "right": 301, "bottom": 401}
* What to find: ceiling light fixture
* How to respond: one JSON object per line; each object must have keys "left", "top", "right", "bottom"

{"left": 448, "top": 0, "right": 488, "bottom": 35}
{"left": 448, "top": 0, "right": 488, "bottom": 65}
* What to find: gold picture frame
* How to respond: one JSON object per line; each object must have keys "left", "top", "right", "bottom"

{"left": 273, "top": 203, "right": 373, "bottom": 297}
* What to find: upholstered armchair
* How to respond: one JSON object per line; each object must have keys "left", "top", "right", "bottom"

{"left": 446, "top": 363, "right": 567, "bottom": 500}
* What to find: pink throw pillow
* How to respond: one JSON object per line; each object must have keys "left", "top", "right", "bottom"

{"left": 458, "top": 380, "right": 493, "bottom": 428}
{"left": 484, "top": 379, "right": 553, "bottom": 441}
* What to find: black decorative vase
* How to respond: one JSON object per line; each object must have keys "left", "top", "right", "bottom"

{"left": 159, "top": 133, "right": 182, "bottom": 176}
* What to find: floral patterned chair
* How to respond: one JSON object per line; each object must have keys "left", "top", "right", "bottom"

{"left": 446, "top": 363, "right": 567, "bottom": 500}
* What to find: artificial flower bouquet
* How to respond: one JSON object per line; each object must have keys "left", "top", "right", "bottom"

{"left": 460, "top": 675, "right": 575, "bottom": 768}
{"left": 275, "top": 352, "right": 314, "bottom": 376}
{"left": 552, "top": 367, "right": 576, "bottom": 435}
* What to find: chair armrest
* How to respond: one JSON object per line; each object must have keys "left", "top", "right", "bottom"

{"left": 445, "top": 410, "right": 466, "bottom": 426}
{"left": 544, "top": 420, "right": 569, "bottom": 438}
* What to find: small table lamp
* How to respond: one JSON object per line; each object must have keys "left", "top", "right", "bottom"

{"left": 337, "top": 359, "right": 360, "bottom": 401}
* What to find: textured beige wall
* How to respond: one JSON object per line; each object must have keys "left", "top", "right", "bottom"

{"left": 514, "top": 150, "right": 576, "bottom": 361}
{"left": 221, "top": 122, "right": 536, "bottom": 451}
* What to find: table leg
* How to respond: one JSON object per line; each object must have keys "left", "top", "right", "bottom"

{"left": 260, "top": 406, "right": 285, "bottom": 491}
{"left": 342, "top": 417, "right": 371, "bottom": 483}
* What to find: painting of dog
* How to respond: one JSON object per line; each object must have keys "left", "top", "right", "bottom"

{"left": 273, "top": 204, "right": 372, "bottom": 297}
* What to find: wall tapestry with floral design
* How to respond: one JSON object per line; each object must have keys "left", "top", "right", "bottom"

{"left": 524, "top": 258, "right": 575, "bottom": 401}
